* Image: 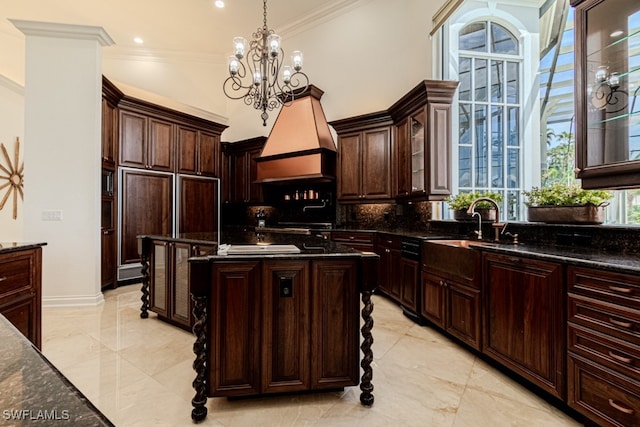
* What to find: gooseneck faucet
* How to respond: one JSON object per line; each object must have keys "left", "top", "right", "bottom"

{"left": 466, "top": 197, "right": 505, "bottom": 242}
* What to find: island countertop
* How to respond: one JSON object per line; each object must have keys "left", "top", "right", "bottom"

{"left": 0, "top": 314, "right": 113, "bottom": 426}
{"left": 0, "top": 242, "right": 47, "bottom": 255}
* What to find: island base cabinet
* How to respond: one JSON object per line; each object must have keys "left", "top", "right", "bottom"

{"left": 208, "top": 259, "right": 360, "bottom": 398}
{"left": 210, "top": 261, "right": 262, "bottom": 396}
{"left": 311, "top": 260, "right": 360, "bottom": 389}
{"left": 482, "top": 253, "right": 564, "bottom": 399}
{"left": 262, "top": 261, "right": 310, "bottom": 394}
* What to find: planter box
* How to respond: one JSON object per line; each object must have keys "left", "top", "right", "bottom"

{"left": 526, "top": 205, "right": 606, "bottom": 224}
{"left": 453, "top": 208, "right": 497, "bottom": 222}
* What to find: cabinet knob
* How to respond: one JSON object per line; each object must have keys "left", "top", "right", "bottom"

{"left": 349, "top": 236, "right": 355, "bottom": 240}
{"left": 0, "top": 277, "right": 6, "bottom": 282}
{"left": 385, "top": 249, "right": 390, "bottom": 253}
{"left": 573, "top": 167, "right": 581, "bottom": 174}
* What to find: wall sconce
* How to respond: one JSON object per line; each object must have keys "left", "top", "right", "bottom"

{"left": 589, "top": 66, "right": 627, "bottom": 113}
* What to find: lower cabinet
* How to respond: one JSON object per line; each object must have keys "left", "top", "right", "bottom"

{"left": 0, "top": 246, "right": 43, "bottom": 350}
{"left": 149, "top": 241, "right": 214, "bottom": 330}
{"left": 376, "top": 235, "right": 402, "bottom": 302}
{"left": 483, "top": 253, "right": 565, "bottom": 399}
{"left": 420, "top": 271, "right": 481, "bottom": 350}
{"left": 209, "top": 259, "right": 360, "bottom": 397}
{"left": 566, "top": 266, "right": 640, "bottom": 426}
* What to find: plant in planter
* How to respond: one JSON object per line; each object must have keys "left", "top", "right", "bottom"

{"left": 446, "top": 191, "right": 503, "bottom": 221}
{"left": 523, "top": 183, "right": 612, "bottom": 224}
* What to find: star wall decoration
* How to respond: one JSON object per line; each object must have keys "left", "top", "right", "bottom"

{"left": 0, "top": 137, "right": 24, "bottom": 220}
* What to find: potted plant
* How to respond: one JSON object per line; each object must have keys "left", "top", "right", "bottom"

{"left": 446, "top": 191, "right": 503, "bottom": 221}
{"left": 523, "top": 183, "right": 612, "bottom": 224}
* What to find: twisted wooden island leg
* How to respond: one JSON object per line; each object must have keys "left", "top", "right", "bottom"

{"left": 360, "top": 290, "right": 374, "bottom": 406}
{"left": 191, "top": 294, "right": 208, "bottom": 422}
{"left": 139, "top": 250, "right": 150, "bottom": 319}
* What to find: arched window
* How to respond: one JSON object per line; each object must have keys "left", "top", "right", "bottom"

{"left": 456, "top": 21, "right": 522, "bottom": 220}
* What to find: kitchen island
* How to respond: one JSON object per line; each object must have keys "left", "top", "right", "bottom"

{"left": 138, "top": 232, "right": 378, "bottom": 422}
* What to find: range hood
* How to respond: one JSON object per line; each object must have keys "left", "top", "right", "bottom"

{"left": 255, "top": 85, "right": 336, "bottom": 184}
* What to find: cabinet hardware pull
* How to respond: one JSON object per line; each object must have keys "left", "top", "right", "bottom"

{"left": 385, "top": 249, "right": 390, "bottom": 253}
{"left": 609, "top": 317, "right": 634, "bottom": 329}
{"left": 609, "top": 285, "right": 633, "bottom": 294}
{"left": 608, "top": 351, "right": 633, "bottom": 364}
{"left": 349, "top": 236, "right": 355, "bottom": 240}
{"left": 0, "top": 277, "right": 6, "bottom": 282}
{"left": 439, "top": 280, "right": 444, "bottom": 286}
{"left": 608, "top": 399, "right": 634, "bottom": 415}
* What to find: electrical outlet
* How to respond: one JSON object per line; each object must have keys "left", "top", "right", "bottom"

{"left": 42, "top": 210, "right": 63, "bottom": 221}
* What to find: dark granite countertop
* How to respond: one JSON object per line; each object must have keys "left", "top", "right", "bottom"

{"left": 0, "top": 242, "right": 47, "bottom": 254}
{"left": 465, "top": 241, "right": 640, "bottom": 275}
{"left": 0, "top": 315, "right": 113, "bottom": 426}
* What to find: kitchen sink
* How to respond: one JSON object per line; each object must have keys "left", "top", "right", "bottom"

{"left": 225, "top": 244, "right": 301, "bottom": 255}
{"left": 422, "top": 239, "right": 489, "bottom": 282}
{"left": 427, "top": 239, "right": 495, "bottom": 249}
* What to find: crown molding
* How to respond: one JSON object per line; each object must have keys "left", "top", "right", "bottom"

{"left": 276, "top": 0, "right": 371, "bottom": 38}
{"left": 9, "top": 19, "right": 114, "bottom": 46}
{"left": 0, "top": 74, "right": 24, "bottom": 95}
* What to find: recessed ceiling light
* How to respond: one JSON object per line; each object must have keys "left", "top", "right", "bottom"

{"left": 134, "top": 37, "right": 144, "bottom": 44}
{"left": 215, "top": 0, "right": 225, "bottom": 8}
{"left": 610, "top": 30, "right": 624, "bottom": 38}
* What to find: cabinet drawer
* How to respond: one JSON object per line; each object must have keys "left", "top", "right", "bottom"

{"left": 569, "top": 323, "right": 640, "bottom": 380}
{"left": 0, "top": 256, "right": 33, "bottom": 298}
{"left": 568, "top": 354, "right": 640, "bottom": 427}
{"left": 568, "top": 266, "right": 640, "bottom": 310}
{"left": 376, "top": 234, "right": 401, "bottom": 249}
{"left": 331, "top": 231, "right": 374, "bottom": 245}
{"left": 569, "top": 294, "right": 640, "bottom": 342}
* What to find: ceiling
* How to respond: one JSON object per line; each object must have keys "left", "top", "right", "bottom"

{"left": 0, "top": 0, "right": 360, "bottom": 56}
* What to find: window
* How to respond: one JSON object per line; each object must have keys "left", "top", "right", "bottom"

{"left": 456, "top": 21, "right": 522, "bottom": 220}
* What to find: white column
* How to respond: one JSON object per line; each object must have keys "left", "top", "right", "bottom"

{"left": 12, "top": 20, "right": 114, "bottom": 307}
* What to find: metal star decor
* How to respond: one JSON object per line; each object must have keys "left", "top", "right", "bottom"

{"left": 0, "top": 137, "right": 24, "bottom": 219}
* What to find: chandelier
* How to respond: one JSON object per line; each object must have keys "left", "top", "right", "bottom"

{"left": 223, "top": 0, "right": 309, "bottom": 126}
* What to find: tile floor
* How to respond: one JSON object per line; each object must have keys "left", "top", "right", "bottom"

{"left": 41, "top": 285, "right": 584, "bottom": 427}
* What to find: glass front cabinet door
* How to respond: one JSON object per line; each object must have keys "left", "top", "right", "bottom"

{"left": 573, "top": 0, "right": 640, "bottom": 189}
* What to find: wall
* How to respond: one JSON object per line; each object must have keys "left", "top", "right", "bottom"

{"left": 0, "top": 75, "right": 24, "bottom": 241}
{"left": 102, "top": 0, "right": 449, "bottom": 142}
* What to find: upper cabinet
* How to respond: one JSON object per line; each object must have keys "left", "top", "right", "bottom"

{"left": 177, "top": 125, "right": 221, "bottom": 177}
{"left": 330, "top": 80, "right": 458, "bottom": 203}
{"left": 222, "top": 137, "right": 266, "bottom": 204}
{"left": 389, "top": 80, "right": 459, "bottom": 201}
{"left": 330, "top": 112, "right": 394, "bottom": 203}
{"left": 114, "top": 90, "right": 227, "bottom": 175}
{"left": 572, "top": 0, "right": 640, "bottom": 189}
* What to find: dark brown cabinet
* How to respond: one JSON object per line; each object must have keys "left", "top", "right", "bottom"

{"left": 331, "top": 231, "right": 375, "bottom": 252}
{"left": 222, "top": 137, "right": 265, "bottom": 204}
{"left": 572, "top": 0, "right": 640, "bottom": 189}
{"left": 483, "top": 253, "right": 565, "bottom": 399}
{"left": 331, "top": 112, "right": 394, "bottom": 203}
{"left": 120, "top": 169, "right": 173, "bottom": 266}
{"left": 119, "top": 110, "right": 175, "bottom": 172}
{"left": 119, "top": 109, "right": 146, "bottom": 168}
{"left": 421, "top": 241, "right": 482, "bottom": 350}
{"left": 177, "top": 175, "right": 220, "bottom": 234}
{"left": 207, "top": 259, "right": 359, "bottom": 396}
{"left": 390, "top": 80, "right": 458, "bottom": 201}
{"left": 177, "top": 125, "right": 220, "bottom": 177}
{"left": 148, "top": 240, "right": 214, "bottom": 330}
{"left": 567, "top": 266, "right": 640, "bottom": 426}
{"left": 0, "top": 246, "right": 43, "bottom": 350}
{"left": 376, "top": 235, "right": 402, "bottom": 301}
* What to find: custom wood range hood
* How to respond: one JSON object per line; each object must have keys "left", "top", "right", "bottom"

{"left": 255, "top": 85, "right": 336, "bottom": 184}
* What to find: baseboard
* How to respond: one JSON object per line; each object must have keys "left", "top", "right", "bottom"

{"left": 42, "top": 292, "right": 105, "bottom": 308}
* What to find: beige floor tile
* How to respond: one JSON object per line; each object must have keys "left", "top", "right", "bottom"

{"left": 40, "top": 285, "right": 584, "bottom": 427}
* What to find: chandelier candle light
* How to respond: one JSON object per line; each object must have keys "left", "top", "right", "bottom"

{"left": 223, "top": 0, "right": 309, "bottom": 126}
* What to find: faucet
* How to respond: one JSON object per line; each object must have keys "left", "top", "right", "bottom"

{"left": 466, "top": 197, "right": 505, "bottom": 242}
{"left": 471, "top": 211, "right": 482, "bottom": 240}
